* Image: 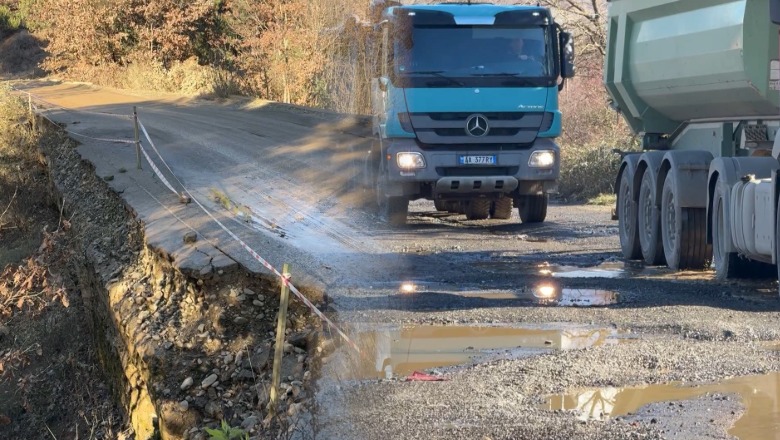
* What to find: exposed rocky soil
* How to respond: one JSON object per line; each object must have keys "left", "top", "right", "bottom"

{"left": 0, "top": 89, "right": 328, "bottom": 439}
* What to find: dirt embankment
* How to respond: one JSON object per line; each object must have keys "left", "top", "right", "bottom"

{"left": 0, "top": 92, "right": 326, "bottom": 439}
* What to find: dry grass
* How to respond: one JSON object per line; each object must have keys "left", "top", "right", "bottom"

{"left": 557, "top": 76, "right": 639, "bottom": 200}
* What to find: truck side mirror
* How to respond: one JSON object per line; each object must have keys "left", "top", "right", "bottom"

{"left": 559, "top": 31, "right": 575, "bottom": 79}
{"left": 772, "top": 0, "right": 780, "bottom": 25}
{"left": 379, "top": 76, "right": 390, "bottom": 92}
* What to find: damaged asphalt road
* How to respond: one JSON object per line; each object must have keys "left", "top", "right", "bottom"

{"left": 319, "top": 201, "right": 780, "bottom": 440}
{"left": 20, "top": 82, "right": 780, "bottom": 440}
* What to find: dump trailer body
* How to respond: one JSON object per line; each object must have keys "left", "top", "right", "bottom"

{"left": 606, "top": 0, "right": 780, "bottom": 138}
{"left": 605, "top": 0, "right": 780, "bottom": 278}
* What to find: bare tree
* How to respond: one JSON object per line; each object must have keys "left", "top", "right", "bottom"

{"left": 539, "top": 0, "right": 607, "bottom": 72}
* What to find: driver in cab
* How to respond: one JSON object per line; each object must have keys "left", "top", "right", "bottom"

{"left": 505, "top": 37, "right": 545, "bottom": 75}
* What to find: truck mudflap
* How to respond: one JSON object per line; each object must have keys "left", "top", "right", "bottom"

{"left": 435, "top": 176, "right": 519, "bottom": 194}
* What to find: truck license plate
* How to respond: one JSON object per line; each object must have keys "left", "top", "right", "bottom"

{"left": 459, "top": 155, "right": 496, "bottom": 165}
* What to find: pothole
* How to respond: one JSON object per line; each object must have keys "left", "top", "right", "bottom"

{"left": 342, "top": 324, "right": 628, "bottom": 379}
{"left": 474, "top": 259, "right": 712, "bottom": 281}
{"left": 544, "top": 372, "right": 780, "bottom": 439}
{"left": 398, "top": 282, "right": 620, "bottom": 307}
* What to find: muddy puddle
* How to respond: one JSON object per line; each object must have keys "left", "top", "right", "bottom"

{"left": 346, "top": 324, "right": 626, "bottom": 379}
{"left": 475, "top": 260, "right": 713, "bottom": 281}
{"left": 399, "top": 282, "right": 619, "bottom": 307}
{"left": 545, "top": 372, "right": 780, "bottom": 439}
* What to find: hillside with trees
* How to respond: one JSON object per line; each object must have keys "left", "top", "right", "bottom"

{"left": 0, "top": 0, "right": 634, "bottom": 199}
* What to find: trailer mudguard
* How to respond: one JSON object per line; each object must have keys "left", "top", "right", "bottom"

{"left": 657, "top": 151, "right": 714, "bottom": 208}
{"left": 615, "top": 154, "right": 641, "bottom": 199}
{"left": 632, "top": 151, "right": 666, "bottom": 204}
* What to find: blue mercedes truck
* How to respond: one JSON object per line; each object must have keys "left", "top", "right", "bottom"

{"left": 366, "top": 1, "right": 574, "bottom": 225}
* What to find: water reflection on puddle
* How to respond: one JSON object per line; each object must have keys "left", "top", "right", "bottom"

{"left": 534, "top": 285, "right": 619, "bottom": 306}
{"left": 352, "top": 325, "right": 624, "bottom": 379}
{"left": 545, "top": 372, "right": 780, "bottom": 439}
{"left": 475, "top": 260, "right": 699, "bottom": 281}
{"left": 457, "top": 286, "right": 619, "bottom": 306}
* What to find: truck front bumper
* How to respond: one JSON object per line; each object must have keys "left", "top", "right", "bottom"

{"left": 384, "top": 138, "right": 560, "bottom": 198}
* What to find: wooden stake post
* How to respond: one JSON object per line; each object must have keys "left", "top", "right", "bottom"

{"left": 28, "top": 94, "right": 35, "bottom": 132}
{"left": 133, "top": 106, "right": 141, "bottom": 170}
{"left": 268, "top": 264, "right": 291, "bottom": 415}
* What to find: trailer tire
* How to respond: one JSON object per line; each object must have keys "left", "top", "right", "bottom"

{"left": 465, "top": 199, "right": 491, "bottom": 220}
{"left": 518, "top": 194, "right": 548, "bottom": 223}
{"left": 638, "top": 170, "right": 666, "bottom": 265}
{"left": 490, "top": 197, "right": 513, "bottom": 220}
{"left": 434, "top": 199, "right": 448, "bottom": 212}
{"left": 661, "top": 177, "right": 710, "bottom": 270}
{"left": 618, "top": 170, "right": 641, "bottom": 260}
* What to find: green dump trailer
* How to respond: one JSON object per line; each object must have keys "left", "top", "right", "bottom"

{"left": 606, "top": 0, "right": 780, "bottom": 280}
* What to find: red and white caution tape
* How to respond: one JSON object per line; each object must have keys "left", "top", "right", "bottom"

{"left": 18, "top": 89, "right": 134, "bottom": 119}
{"left": 136, "top": 116, "right": 362, "bottom": 355}
{"left": 35, "top": 111, "right": 136, "bottom": 144}
{"left": 138, "top": 144, "right": 183, "bottom": 196}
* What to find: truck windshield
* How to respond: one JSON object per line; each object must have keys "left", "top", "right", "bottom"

{"left": 393, "top": 25, "right": 552, "bottom": 85}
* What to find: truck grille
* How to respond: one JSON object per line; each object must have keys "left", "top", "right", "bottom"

{"left": 409, "top": 112, "right": 543, "bottom": 148}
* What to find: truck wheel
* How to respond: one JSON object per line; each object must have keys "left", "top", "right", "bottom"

{"left": 376, "top": 167, "right": 408, "bottom": 226}
{"left": 660, "top": 177, "right": 710, "bottom": 270}
{"left": 379, "top": 196, "right": 408, "bottom": 225}
{"left": 445, "top": 201, "right": 461, "bottom": 213}
{"left": 434, "top": 199, "right": 448, "bottom": 212}
{"left": 517, "top": 194, "right": 548, "bottom": 223}
{"left": 618, "top": 170, "right": 641, "bottom": 260}
{"left": 712, "top": 181, "right": 775, "bottom": 279}
{"left": 638, "top": 171, "right": 665, "bottom": 265}
{"left": 465, "top": 199, "right": 490, "bottom": 220}
{"left": 490, "top": 197, "right": 513, "bottom": 220}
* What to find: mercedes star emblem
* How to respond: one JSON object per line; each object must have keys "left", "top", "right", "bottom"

{"left": 465, "top": 114, "right": 489, "bottom": 137}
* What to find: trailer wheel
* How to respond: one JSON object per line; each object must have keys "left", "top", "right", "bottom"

{"left": 660, "top": 177, "right": 710, "bottom": 270}
{"left": 518, "top": 194, "right": 548, "bottom": 223}
{"left": 638, "top": 171, "right": 665, "bottom": 265}
{"left": 490, "top": 197, "right": 513, "bottom": 220}
{"left": 465, "top": 199, "right": 491, "bottom": 220}
{"left": 618, "top": 170, "right": 641, "bottom": 260}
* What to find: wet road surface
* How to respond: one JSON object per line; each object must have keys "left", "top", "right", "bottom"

{"left": 19, "top": 81, "right": 780, "bottom": 440}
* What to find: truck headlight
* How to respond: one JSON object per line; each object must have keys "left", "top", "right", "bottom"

{"left": 529, "top": 150, "right": 556, "bottom": 168}
{"left": 397, "top": 152, "right": 426, "bottom": 169}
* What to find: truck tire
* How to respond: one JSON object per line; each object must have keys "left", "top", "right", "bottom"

{"left": 376, "top": 166, "right": 408, "bottom": 226}
{"left": 712, "top": 181, "right": 775, "bottom": 279}
{"left": 638, "top": 171, "right": 665, "bottom": 265}
{"left": 517, "top": 194, "right": 548, "bottom": 223}
{"left": 434, "top": 199, "right": 448, "bottom": 212}
{"left": 465, "top": 199, "right": 490, "bottom": 220}
{"left": 379, "top": 196, "right": 408, "bottom": 225}
{"left": 660, "top": 177, "right": 710, "bottom": 270}
{"left": 490, "top": 197, "right": 513, "bottom": 220}
{"left": 618, "top": 170, "right": 641, "bottom": 260}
